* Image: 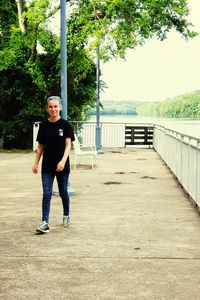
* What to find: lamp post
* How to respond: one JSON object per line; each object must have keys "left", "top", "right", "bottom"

{"left": 52, "top": 0, "right": 68, "bottom": 197}
{"left": 60, "top": 0, "right": 76, "bottom": 196}
{"left": 96, "top": 46, "right": 101, "bottom": 153}
{"left": 60, "top": 0, "right": 67, "bottom": 119}
{"left": 95, "top": 8, "right": 104, "bottom": 154}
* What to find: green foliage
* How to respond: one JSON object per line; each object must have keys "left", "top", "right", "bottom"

{"left": 70, "top": 0, "right": 197, "bottom": 60}
{"left": 0, "top": 0, "right": 18, "bottom": 47}
{"left": 90, "top": 100, "right": 147, "bottom": 115}
{"left": 67, "top": 17, "right": 97, "bottom": 120}
{"left": 0, "top": 0, "right": 97, "bottom": 149}
{"left": 0, "top": 16, "right": 60, "bottom": 148}
{"left": 137, "top": 91, "right": 200, "bottom": 119}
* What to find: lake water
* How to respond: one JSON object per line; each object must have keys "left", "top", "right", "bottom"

{"left": 89, "top": 115, "right": 200, "bottom": 139}
{"left": 89, "top": 115, "right": 155, "bottom": 123}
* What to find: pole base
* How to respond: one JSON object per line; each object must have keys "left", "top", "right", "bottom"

{"left": 52, "top": 181, "right": 77, "bottom": 196}
{"left": 52, "top": 190, "right": 77, "bottom": 196}
{"left": 97, "top": 149, "right": 104, "bottom": 154}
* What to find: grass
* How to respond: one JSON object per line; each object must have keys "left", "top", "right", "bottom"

{"left": 0, "top": 149, "right": 33, "bottom": 153}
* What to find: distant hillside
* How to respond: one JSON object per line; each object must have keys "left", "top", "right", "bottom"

{"left": 90, "top": 100, "right": 150, "bottom": 116}
{"left": 137, "top": 90, "right": 200, "bottom": 119}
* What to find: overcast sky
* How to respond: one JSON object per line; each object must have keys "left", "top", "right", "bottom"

{"left": 101, "top": 0, "right": 200, "bottom": 102}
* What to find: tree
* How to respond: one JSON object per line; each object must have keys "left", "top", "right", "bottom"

{"left": 136, "top": 91, "right": 200, "bottom": 119}
{"left": 0, "top": 0, "right": 96, "bottom": 149}
{"left": 69, "top": 0, "right": 197, "bottom": 60}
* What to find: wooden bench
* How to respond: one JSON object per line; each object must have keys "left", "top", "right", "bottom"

{"left": 125, "top": 125, "right": 154, "bottom": 147}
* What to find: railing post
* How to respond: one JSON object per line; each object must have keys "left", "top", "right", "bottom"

{"left": 188, "top": 138, "right": 191, "bottom": 194}
{"left": 180, "top": 135, "right": 184, "bottom": 183}
{"left": 195, "top": 140, "right": 200, "bottom": 206}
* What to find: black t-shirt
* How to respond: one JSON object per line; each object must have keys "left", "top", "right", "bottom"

{"left": 37, "top": 118, "right": 75, "bottom": 174}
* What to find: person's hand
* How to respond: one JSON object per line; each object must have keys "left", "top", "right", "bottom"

{"left": 32, "top": 164, "right": 38, "bottom": 174}
{"left": 56, "top": 161, "right": 65, "bottom": 172}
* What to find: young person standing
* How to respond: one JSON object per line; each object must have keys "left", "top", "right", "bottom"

{"left": 32, "top": 96, "right": 75, "bottom": 233}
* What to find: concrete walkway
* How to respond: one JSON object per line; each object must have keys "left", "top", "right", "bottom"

{"left": 0, "top": 148, "right": 200, "bottom": 299}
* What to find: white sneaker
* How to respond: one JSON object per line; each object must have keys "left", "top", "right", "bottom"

{"left": 63, "top": 215, "right": 70, "bottom": 227}
{"left": 36, "top": 221, "right": 49, "bottom": 233}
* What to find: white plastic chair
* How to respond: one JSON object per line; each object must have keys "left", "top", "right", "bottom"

{"left": 73, "top": 135, "right": 97, "bottom": 169}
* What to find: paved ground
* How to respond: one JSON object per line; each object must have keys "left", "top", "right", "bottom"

{"left": 0, "top": 148, "right": 200, "bottom": 300}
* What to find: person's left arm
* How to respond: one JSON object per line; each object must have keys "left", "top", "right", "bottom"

{"left": 56, "top": 137, "right": 71, "bottom": 172}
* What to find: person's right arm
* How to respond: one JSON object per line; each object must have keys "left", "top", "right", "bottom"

{"left": 32, "top": 144, "right": 44, "bottom": 174}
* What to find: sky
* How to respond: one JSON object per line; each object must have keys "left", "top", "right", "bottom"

{"left": 101, "top": 0, "right": 200, "bottom": 102}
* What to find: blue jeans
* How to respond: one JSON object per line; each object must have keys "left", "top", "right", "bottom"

{"left": 41, "top": 172, "right": 69, "bottom": 223}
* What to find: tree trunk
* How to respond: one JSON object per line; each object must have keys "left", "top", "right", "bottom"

{"left": 30, "top": 41, "right": 37, "bottom": 61}
{"left": 15, "top": 0, "right": 26, "bottom": 33}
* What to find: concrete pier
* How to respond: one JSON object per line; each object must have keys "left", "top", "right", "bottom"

{"left": 0, "top": 148, "right": 200, "bottom": 299}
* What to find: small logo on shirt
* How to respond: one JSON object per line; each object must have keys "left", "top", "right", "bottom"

{"left": 58, "top": 129, "right": 63, "bottom": 136}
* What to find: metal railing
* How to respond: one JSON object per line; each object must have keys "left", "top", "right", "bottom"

{"left": 33, "top": 121, "right": 154, "bottom": 150}
{"left": 153, "top": 124, "right": 200, "bottom": 207}
{"left": 71, "top": 121, "right": 154, "bottom": 148}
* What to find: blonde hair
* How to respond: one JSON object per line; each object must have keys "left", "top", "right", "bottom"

{"left": 46, "top": 96, "right": 62, "bottom": 106}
